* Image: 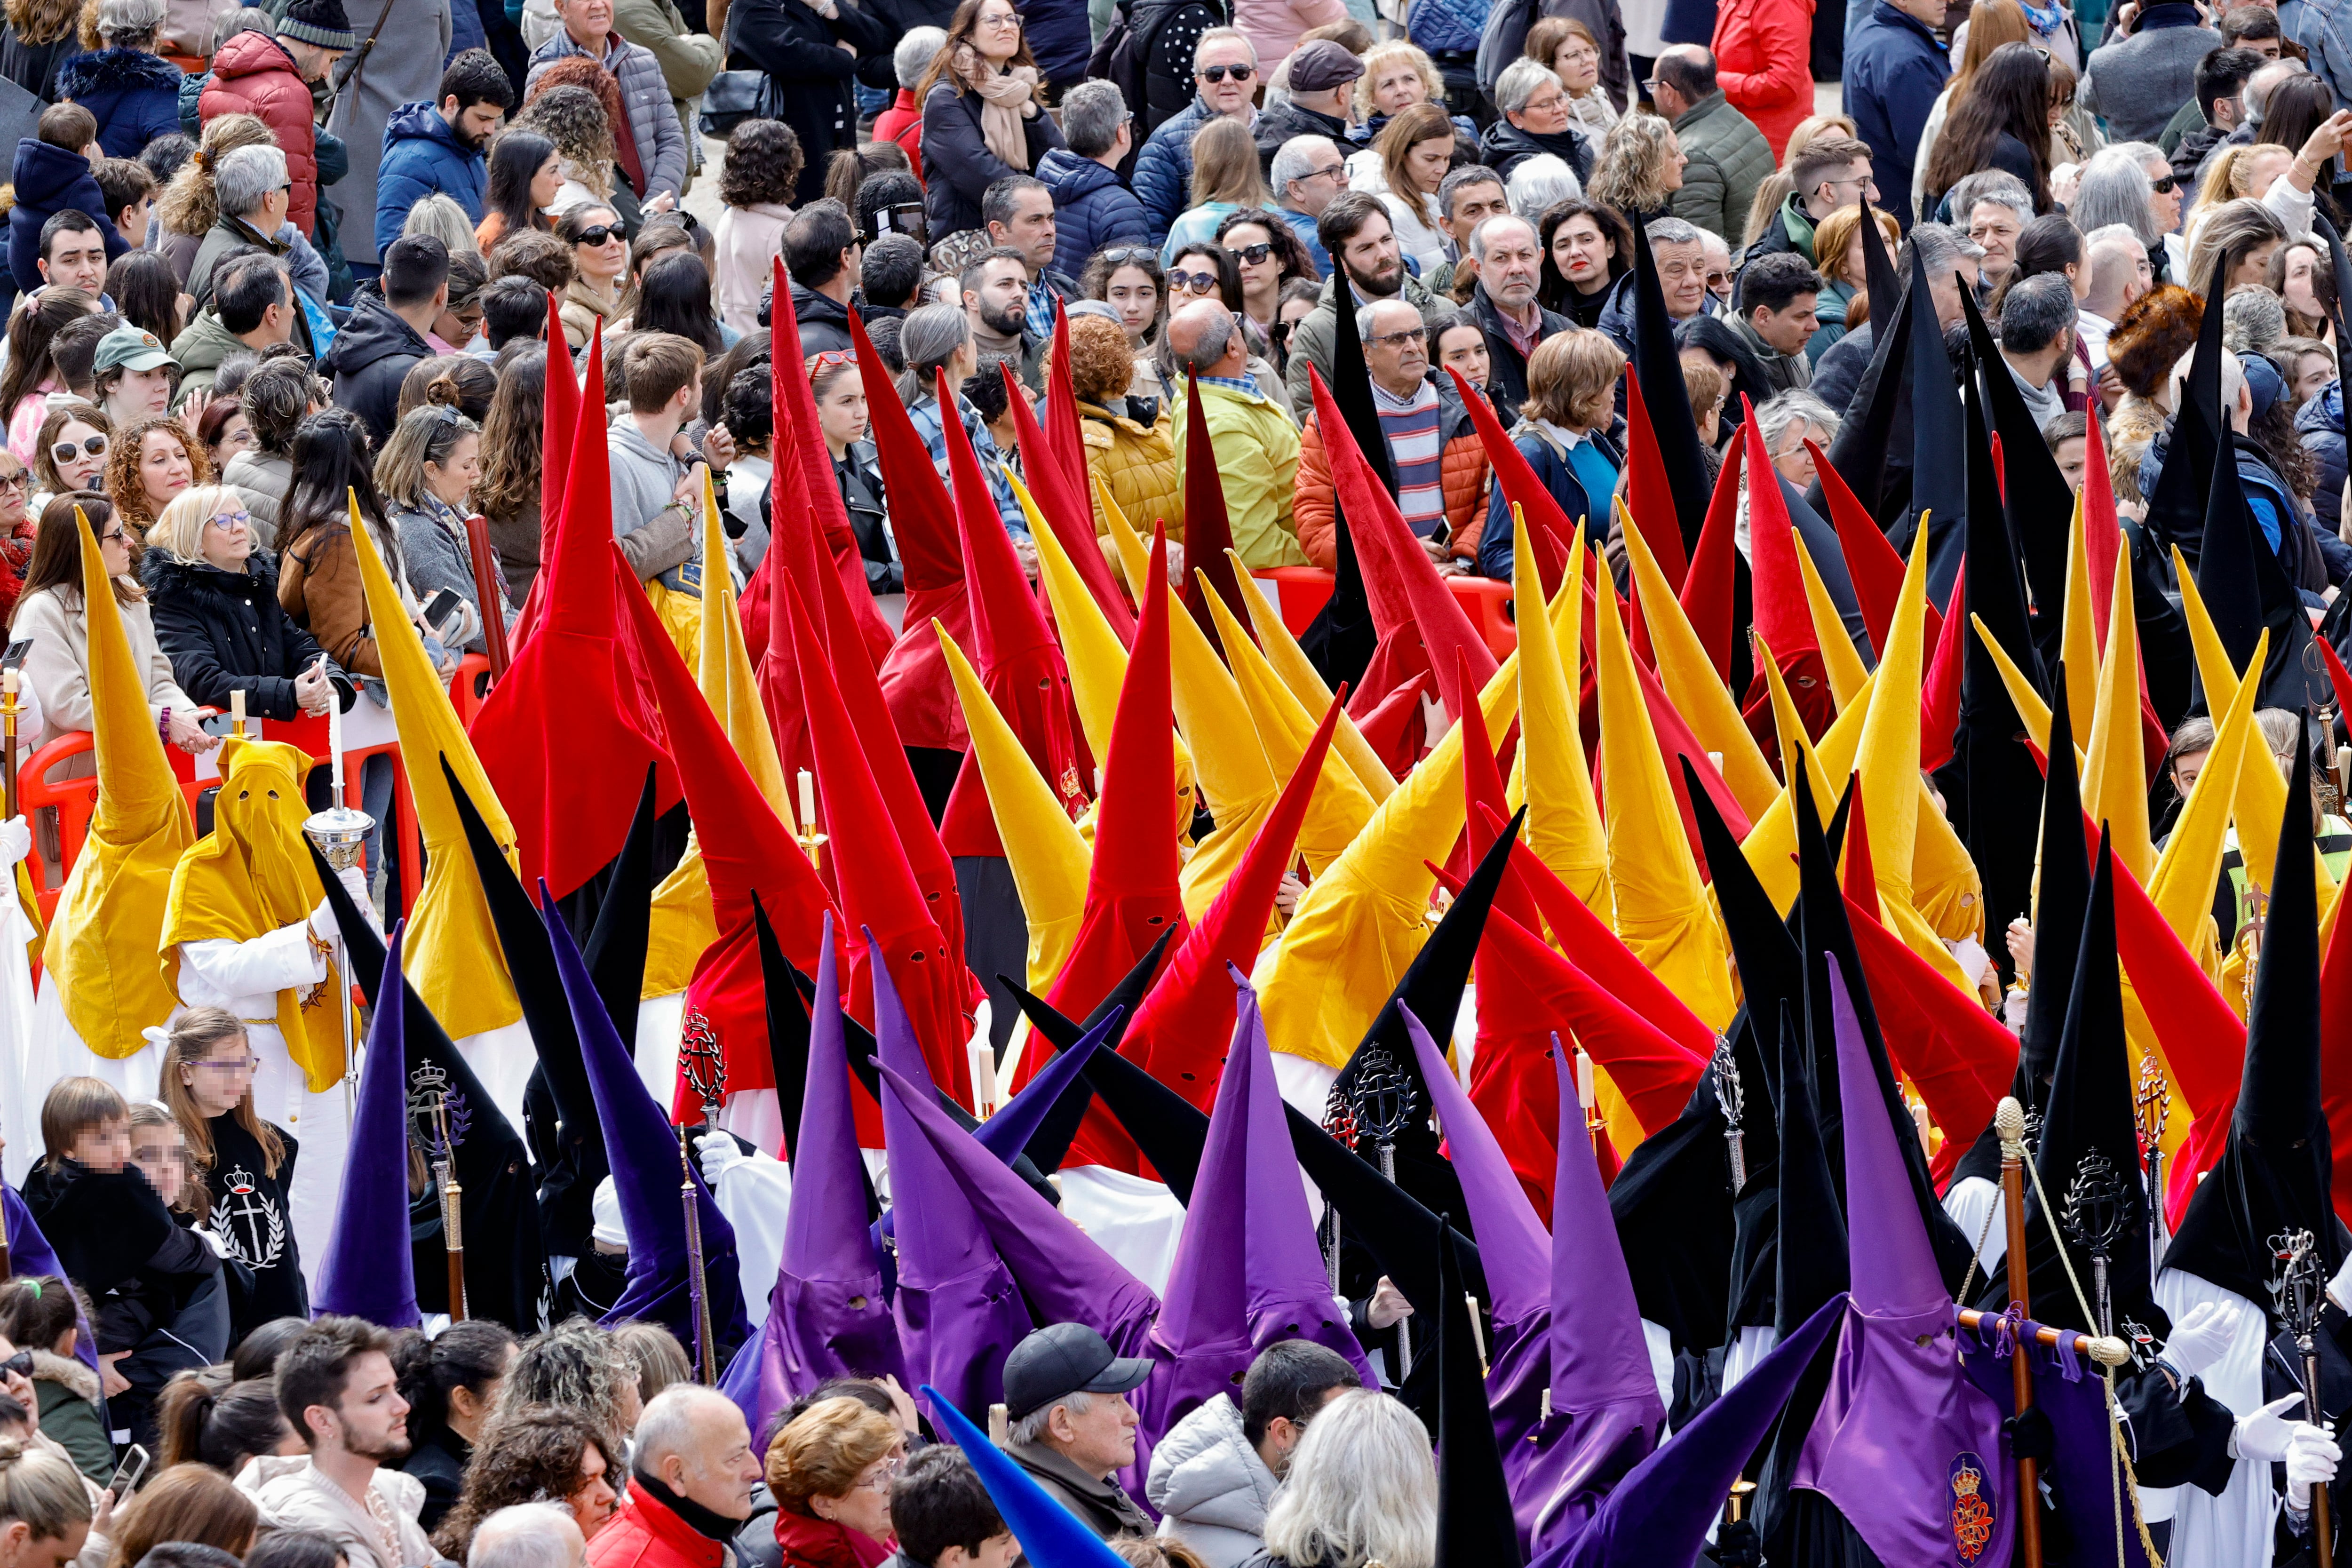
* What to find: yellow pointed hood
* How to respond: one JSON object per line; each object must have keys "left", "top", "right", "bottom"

{"left": 1594, "top": 559, "right": 1734, "bottom": 1029}
{"left": 1790, "top": 530, "right": 1870, "bottom": 711}
{"left": 2082, "top": 542, "right": 2154, "bottom": 885}
{"left": 644, "top": 478, "right": 786, "bottom": 995}
{"left": 1259, "top": 650, "right": 1520, "bottom": 1067}
{"left": 2059, "top": 491, "right": 2100, "bottom": 734}
{"left": 1226, "top": 552, "right": 1396, "bottom": 804}
{"left": 346, "top": 490, "right": 522, "bottom": 1040}
{"left": 1510, "top": 510, "right": 1613, "bottom": 922}
{"left": 1618, "top": 498, "right": 1779, "bottom": 823}
{"left": 2149, "top": 634, "right": 2261, "bottom": 955}
{"left": 51, "top": 503, "right": 194, "bottom": 1057}
{"left": 1739, "top": 662, "right": 1876, "bottom": 912}
{"left": 1853, "top": 526, "right": 1931, "bottom": 907}
{"left": 938, "top": 622, "right": 1092, "bottom": 989}
{"left": 2171, "top": 545, "right": 2243, "bottom": 714}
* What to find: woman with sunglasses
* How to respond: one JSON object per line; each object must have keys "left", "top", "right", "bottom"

{"left": 557, "top": 206, "right": 632, "bottom": 351}
{"left": 2072, "top": 143, "right": 2185, "bottom": 286}
{"left": 143, "top": 482, "right": 343, "bottom": 724}
{"left": 917, "top": 0, "right": 1065, "bottom": 241}
{"left": 11, "top": 491, "right": 212, "bottom": 765}
{"left": 30, "top": 405, "right": 108, "bottom": 518}
{"left": 1215, "top": 207, "right": 1317, "bottom": 334}
{"left": 1148, "top": 241, "right": 1295, "bottom": 419}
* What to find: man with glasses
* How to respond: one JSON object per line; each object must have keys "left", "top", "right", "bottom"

{"left": 1268, "top": 134, "right": 1346, "bottom": 276}
{"left": 1292, "top": 296, "right": 1492, "bottom": 572}
{"left": 1037, "top": 81, "right": 1149, "bottom": 280}
{"left": 171, "top": 253, "right": 298, "bottom": 410}
{"left": 1134, "top": 26, "right": 1260, "bottom": 242}
{"left": 1745, "top": 134, "right": 1878, "bottom": 268}
{"left": 1647, "top": 46, "right": 1772, "bottom": 251}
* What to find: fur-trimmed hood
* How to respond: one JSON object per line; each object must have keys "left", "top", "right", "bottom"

{"left": 2104, "top": 282, "right": 2203, "bottom": 400}
{"left": 28, "top": 1347, "right": 96, "bottom": 1403}
{"left": 56, "top": 45, "right": 184, "bottom": 96}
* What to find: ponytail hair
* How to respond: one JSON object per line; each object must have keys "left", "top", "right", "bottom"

{"left": 156, "top": 1370, "right": 292, "bottom": 1474}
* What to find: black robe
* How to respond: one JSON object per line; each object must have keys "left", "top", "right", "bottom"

{"left": 198, "top": 1114, "right": 305, "bottom": 1342}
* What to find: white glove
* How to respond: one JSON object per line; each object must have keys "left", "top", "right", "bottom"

{"left": 697, "top": 1132, "right": 742, "bottom": 1187}
{"left": 2329, "top": 1247, "right": 2352, "bottom": 1311}
{"left": 308, "top": 896, "right": 340, "bottom": 947}
{"left": 2288, "top": 1424, "right": 2341, "bottom": 1512}
{"left": 0, "top": 816, "right": 29, "bottom": 868}
{"left": 2161, "top": 1301, "right": 2236, "bottom": 1381}
{"left": 2232, "top": 1394, "right": 2309, "bottom": 1462}
{"left": 336, "top": 865, "right": 375, "bottom": 928}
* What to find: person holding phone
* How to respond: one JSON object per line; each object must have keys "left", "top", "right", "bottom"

{"left": 143, "top": 486, "right": 350, "bottom": 725}
{"left": 374, "top": 387, "right": 506, "bottom": 659}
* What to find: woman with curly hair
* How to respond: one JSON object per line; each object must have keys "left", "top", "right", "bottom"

{"left": 1067, "top": 311, "right": 1177, "bottom": 545}
{"left": 431, "top": 1405, "right": 620, "bottom": 1560}
{"left": 103, "top": 413, "right": 207, "bottom": 539}
{"left": 1214, "top": 206, "right": 1315, "bottom": 334}
{"left": 494, "top": 1320, "right": 644, "bottom": 1450}
{"left": 520, "top": 76, "right": 628, "bottom": 223}
{"left": 715, "top": 120, "right": 803, "bottom": 334}
{"left": 154, "top": 112, "right": 273, "bottom": 286}
{"left": 1585, "top": 113, "right": 1686, "bottom": 229}
{"left": 2102, "top": 283, "right": 2201, "bottom": 511}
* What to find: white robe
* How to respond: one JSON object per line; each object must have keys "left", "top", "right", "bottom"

{"left": 1944, "top": 1174, "right": 2008, "bottom": 1274}
{"left": 707, "top": 1143, "right": 792, "bottom": 1333}
{"left": 2146, "top": 1268, "right": 2276, "bottom": 1558}
{"left": 0, "top": 821, "right": 44, "bottom": 1189}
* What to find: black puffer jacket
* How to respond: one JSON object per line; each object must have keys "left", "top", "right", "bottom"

{"left": 142, "top": 549, "right": 346, "bottom": 720}
{"left": 320, "top": 295, "right": 432, "bottom": 447}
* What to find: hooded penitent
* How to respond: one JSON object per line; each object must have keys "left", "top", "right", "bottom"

{"left": 1297, "top": 283, "right": 1388, "bottom": 694}
{"left": 1434, "top": 1221, "right": 1524, "bottom": 1568}
{"left": 1627, "top": 215, "right": 1712, "bottom": 563}
{"left": 50, "top": 502, "right": 193, "bottom": 1057}
{"left": 310, "top": 932, "right": 420, "bottom": 1329}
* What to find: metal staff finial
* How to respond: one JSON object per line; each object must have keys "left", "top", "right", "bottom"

{"left": 2058, "top": 1147, "right": 2126, "bottom": 1338}
{"left": 1346, "top": 1041, "right": 1422, "bottom": 1380}
{"left": 2135, "top": 1057, "right": 2171, "bottom": 1262}
{"left": 1710, "top": 1034, "right": 1746, "bottom": 1194}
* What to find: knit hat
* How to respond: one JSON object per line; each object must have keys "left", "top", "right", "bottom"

{"left": 279, "top": 0, "right": 356, "bottom": 50}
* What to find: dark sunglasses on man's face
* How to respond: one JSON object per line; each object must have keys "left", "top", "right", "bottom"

{"left": 2149, "top": 173, "right": 2179, "bottom": 194}
{"left": 1198, "top": 63, "right": 1253, "bottom": 82}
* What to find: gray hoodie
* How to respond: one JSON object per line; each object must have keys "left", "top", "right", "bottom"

{"left": 1145, "top": 1394, "right": 1280, "bottom": 1568}
{"left": 605, "top": 416, "right": 699, "bottom": 596}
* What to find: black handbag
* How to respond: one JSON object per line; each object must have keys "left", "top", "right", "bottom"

{"left": 699, "top": 5, "right": 779, "bottom": 135}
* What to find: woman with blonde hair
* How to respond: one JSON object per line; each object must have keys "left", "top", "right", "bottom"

{"left": 0, "top": 1441, "right": 92, "bottom": 1568}
{"left": 1586, "top": 113, "right": 1686, "bottom": 227}
{"left": 1255, "top": 1390, "right": 1436, "bottom": 1568}
{"left": 1477, "top": 328, "right": 1624, "bottom": 581}
{"left": 155, "top": 113, "right": 274, "bottom": 286}
{"left": 400, "top": 194, "right": 483, "bottom": 263}
{"left": 1522, "top": 17, "right": 1616, "bottom": 133}
{"left": 151, "top": 1007, "right": 302, "bottom": 1338}
{"left": 1162, "top": 116, "right": 1275, "bottom": 262}
{"left": 1345, "top": 42, "right": 1477, "bottom": 187}
{"left": 764, "top": 1396, "right": 903, "bottom": 1568}
{"left": 1808, "top": 203, "right": 1900, "bottom": 363}
{"left": 916, "top": 0, "right": 1064, "bottom": 239}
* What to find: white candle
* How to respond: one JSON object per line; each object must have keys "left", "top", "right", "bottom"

{"left": 1576, "top": 1049, "right": 1594, "bottom": 1111}
{"left": 329, "top": 694, "right": 344, "bottom": 798}
{"left": 230, "top": 689, "right": 246, "bottom": 735}
{"left": 798, "top": 769, "right": 815, "bottom": 832}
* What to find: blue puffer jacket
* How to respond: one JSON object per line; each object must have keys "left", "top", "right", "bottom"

{"left": 1036, "top": 148, "right": 1150, "bottom": 279}
{"left": 7, "top": 138, "right": 128, "bottom": 294}
{"left": 2301, "top": 379, "right": 2346, "bottom": 536}
{"left": 1017, "top": 0, "right": 1091, "bottom": 98}
{"left": 56, "top": 48, "right": 186, "bottom": 161}
{"left": 375, "top": 102, "right": 490, "bottom": 255}
{"left": 1134, "top": 96, "right": 1216, "bottom": 244}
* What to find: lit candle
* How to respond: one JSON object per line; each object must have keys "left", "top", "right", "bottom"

{"left": 798, "top": 769, "right": 815, "bottom": 832}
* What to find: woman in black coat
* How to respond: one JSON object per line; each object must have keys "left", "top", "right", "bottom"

{"left": 0, "top": 0, "right": 78, "bottom": 104}
{"left": 918, "top": 0, "right": 1065, "bottom": 239}
{"left": 1921, "top": 41, "right": 2053, "bottom": 220}
{"left": 726, "top": 0, "right": 892, "bottom": 207}
{"left": 142, "top": 490, "right": 352, "bottom": 721}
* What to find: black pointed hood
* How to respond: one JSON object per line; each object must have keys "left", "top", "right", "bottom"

{"left": 1609, "top": 1075, "right": 1740, "bottom": 1355}
{"left": 1282, "top": 1099, "right": 1486, "bottom": 1329}
{"left": 2196, "top": 414, "right": 2327, "bottom": 713}
{"left": 1960, "top": 281, "right": 2072, "bottom": 652}
{"left": 1630, "top": 216, "right": 1714, "bottom": 558}
{"left": 1435, "top": 1222, "right": 1523, "bottom": 1568}
{"left": 1011, "top": 976, "right": 1212, "bottom": 1200}
{"left": 1859, "top": 194, "right": 1899, "bottom": 321}
{"left": 309, "top": 827, "right": 548, "bottom": 1330}
{"left": 752, "top": 892, "right": 811, "bottom": 1160}
{"left": 2168, "top": 719, "right": 2342, "bottom": 1307}
{"left": 1684, "top": 755, "right": 1803, "bottom": 1071}
{"left": 1299, "top": 295, "right": 1383, "bottom": 690}
{"left": 2145, "top": 255, "right": 2228, "bottom": 571}
{"left": 1812, "top": 249, "right": 1914, "bottom": 531}
{"left": 584, "top": 767, "right": 660, "bottom": 1054}
{"left": 1906, "top": 240, "right": 1969, "bottom": 605}
{"left": 993, "top": 927, "right": 1173, "bottom": 1171}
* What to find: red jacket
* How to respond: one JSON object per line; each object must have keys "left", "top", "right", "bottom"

{"left": 1710, "top": 0, "right": 1815, "bottom": 159}
{"left": 872, "top": 89, "right": 924, "bottom": 185}
{"left": 771, "top": 1511, "right": 892, "bottom": 1568}
{"left": 199, "top": 32, "right": 320, "bottom": 237}
{"left": 584, "top": 1485, "right": 728, "bottom": 1568}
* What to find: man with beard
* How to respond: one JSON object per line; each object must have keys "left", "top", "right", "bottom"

{"left": 373, "top": 50, "right": 515, "bottom": 258}
{"left": 1285, "top": 191, "right": 1453, "bottom": 412}
{"left": 237, "top": 1316, "right": 437, "bottom": 1568}
{"left": 963, "top": 247, "right": 1045, "bottom": 390}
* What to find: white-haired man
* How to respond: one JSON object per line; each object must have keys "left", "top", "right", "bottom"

{"left": 1133, "top": 27, "right": 1259, "bottom": 241}
{"left": 584, "top": 1387, "right": 762, "bottom": 1568}
{"left": 1001, "top": 1323, "right": 1153, "bottom": 1542}
{"left": 474, "top": 1504, "right": 587, "bottom": 1568}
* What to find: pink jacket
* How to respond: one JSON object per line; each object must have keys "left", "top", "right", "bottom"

{"left": 1711, "top": 0, "right": 1815, "bottom": 159}
{"left": 1235, "top": 0, "right": 1351, "bottom": 85}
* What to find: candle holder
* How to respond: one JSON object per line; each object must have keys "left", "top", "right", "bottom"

{"left": 302, "top": 804, "right": 375, "bottom": 871}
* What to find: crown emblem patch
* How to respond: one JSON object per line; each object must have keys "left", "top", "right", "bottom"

{"left": 1949, "top": 1452, "right": 1994, "bottom": 1563}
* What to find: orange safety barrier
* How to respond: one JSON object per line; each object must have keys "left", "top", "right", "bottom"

{"left": 18, "top": 732, "right": 96, "bottom": 925}
{"left": 1249, "top": 568, "right": 1519, "bottom": 661}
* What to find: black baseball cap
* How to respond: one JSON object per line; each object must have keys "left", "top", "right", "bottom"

{"left": 1001, "top": 1323, "right": 1152, "bottom": 1419}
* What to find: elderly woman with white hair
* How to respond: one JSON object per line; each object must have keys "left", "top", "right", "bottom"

{"left": 1755, "top": 390, "right": 1840, "bottom": 490}
{"left": 1245, "top": 1389, "right": 1438, "bottom": 1568}
{"left": 470, "top": 1503, "right": 588, "bottom": 1568}
{"left": 2070, "top": 143, "right": 2189, "bottom": 287}
{"left": 1479, "top": 58, "right": 1595, "bottom": 184}
{"left": 55, "top": 0, "right": 183, "bottom": 159}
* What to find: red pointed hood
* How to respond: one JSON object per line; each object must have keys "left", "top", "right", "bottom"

{"left": 1509, "top": 830, "right": 1717, "bottom": 1060}
{"left": 1621, "top": 362, "right": 1692, "bottom": 587}
{"left": 2321, "top": 887, "right": 2352, "bottom": 1226}
{"left": 469, "top": 325, "right": 680, "bottom": 898}
{"left": 1737, "top": 400, "right": 1831, "bottom": 745}
{"left": 1676, "top": 431, "right": 1745, "bottom": 683}
{"left": 1446, "top": 364, "right": 1573, "bottom": 597}
{"left": 504, "top": 292, "right": 580, "bottom": 653}
{"left": 1841, "top": 767, "right": 1879, "bottom": 907}
{"left": 2110, "top": 850, "right": 2245, "bottom": 1222}
{"left": 939, "top": 367, "right": 1088, "bottom": 856}
{"left": 2082, "top": 413, "right": 2122, "bottom": 639}
{"left": 1129, "top": 690, "right": 1343, "bottom": 1109}
{"left": 771, "top": 256, "right": 895, "bottom": 666}
{"left": 1920, "top": 565, "right": 1967, "bottom": 772}
{"left": 1041, "top": 303, "right": 1089, "bottom": 499}
{"left": 850, "top": 308, "right": 972, "bottom": 754}
{"left": 1309, "top": 367, "right": 1496, "bottom": 725}
{"left": 1040, "top": 526, "right": 1190, "bottom": 1020}
{"left": 1809, "top": 438, "right": 1918, "bottom": 657}
{"left": 784, "top": 573, "right": 974, "bottom": 1100}
{"left": 1007, "top": 358, "right": 1136, "bottom": 643}
{"left": 1458, "top": 659, "right": 1541, "bottom": 932}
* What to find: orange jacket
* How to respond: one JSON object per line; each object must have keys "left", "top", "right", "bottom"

{"left": 1292, "top": 389, "right": 1490, "bottom": 570}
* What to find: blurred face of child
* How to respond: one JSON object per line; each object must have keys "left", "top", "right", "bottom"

{"left": 130, "top": 1123, "right": 186, "bottom": 1205}
{"left": 70, "top": 1116, "right": 130, "bottom": 1173}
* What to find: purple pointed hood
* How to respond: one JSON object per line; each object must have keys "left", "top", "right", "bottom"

{"left": 1401, "top": 1004, "right": 1548, "bottom": 1328}
{"left": 748, "top": 914, "right": 906, "bottom": 1438}
{"left": 1794, "top": 955, "right": 2011, "bottom": 1568}
{"left": 1143, "top": 972, "right": 1371, "bottom": 1445}
{"left": 1503, "top": 1036, "right": 1666, "bottom": 1557}
{"left": 546, "top": 885, "right": 751, "bottom": 1360}
{"left": 873, "top": 947, "right": 1033, "bottom": 1426}
{"left": 1, "top": 1187, "right": 99, "bottom": 1377}
{"left": 312, "top": 928, "right": 421, "bottom": 1329}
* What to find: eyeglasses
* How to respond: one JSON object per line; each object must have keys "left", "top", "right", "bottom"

{"left": 1369, "top": 325, "right": 1427, "bottom": 347}
{"left": 2149, "top": 173, "right": 2179, "bottom": 193}
{"left": 1197, "top": 63, "right": 1253, "bottom": 82}
{"left": 978, "top": 9, "right": 1020, "bottom": 26}
{"left": 207, "top": 509, "right": 252, "bottom": 529}
{"left": 1522, "top": 90, "right": 1567, "bottom": 112}
{"left": 854, "top": 1457, "right": 903, "bottom": 1494}
{"left": 1225, "top": 241, "right": 1273, "bottom": 264}
{"left": 0, "top": 470, "right": 26, "bottom": 491}
{"left": 191, "top": 1055, "right": 261, "bottom": 1075}
{"left": 1307, "top": 162, "right": 1348, "bottom": 181}
{"left": 98, "top": 528, "right": 127, "bottom": 546}
{"left": 1167, "top": 270, "right": 1220, "bottom": 294}
{"left": 53, "top": 435, "right": 105, "bottom": 464}
{"left": 573, "top": 224, "right": 620, "bottom": 247}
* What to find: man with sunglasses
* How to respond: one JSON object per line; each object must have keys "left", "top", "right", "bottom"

{"left": 1133, "top": 27, "right": 1260, "bottom": 243}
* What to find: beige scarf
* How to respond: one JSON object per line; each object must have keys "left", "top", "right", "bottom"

{"left": 955, "top": 44, "right": 1041, "bottom": 170}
